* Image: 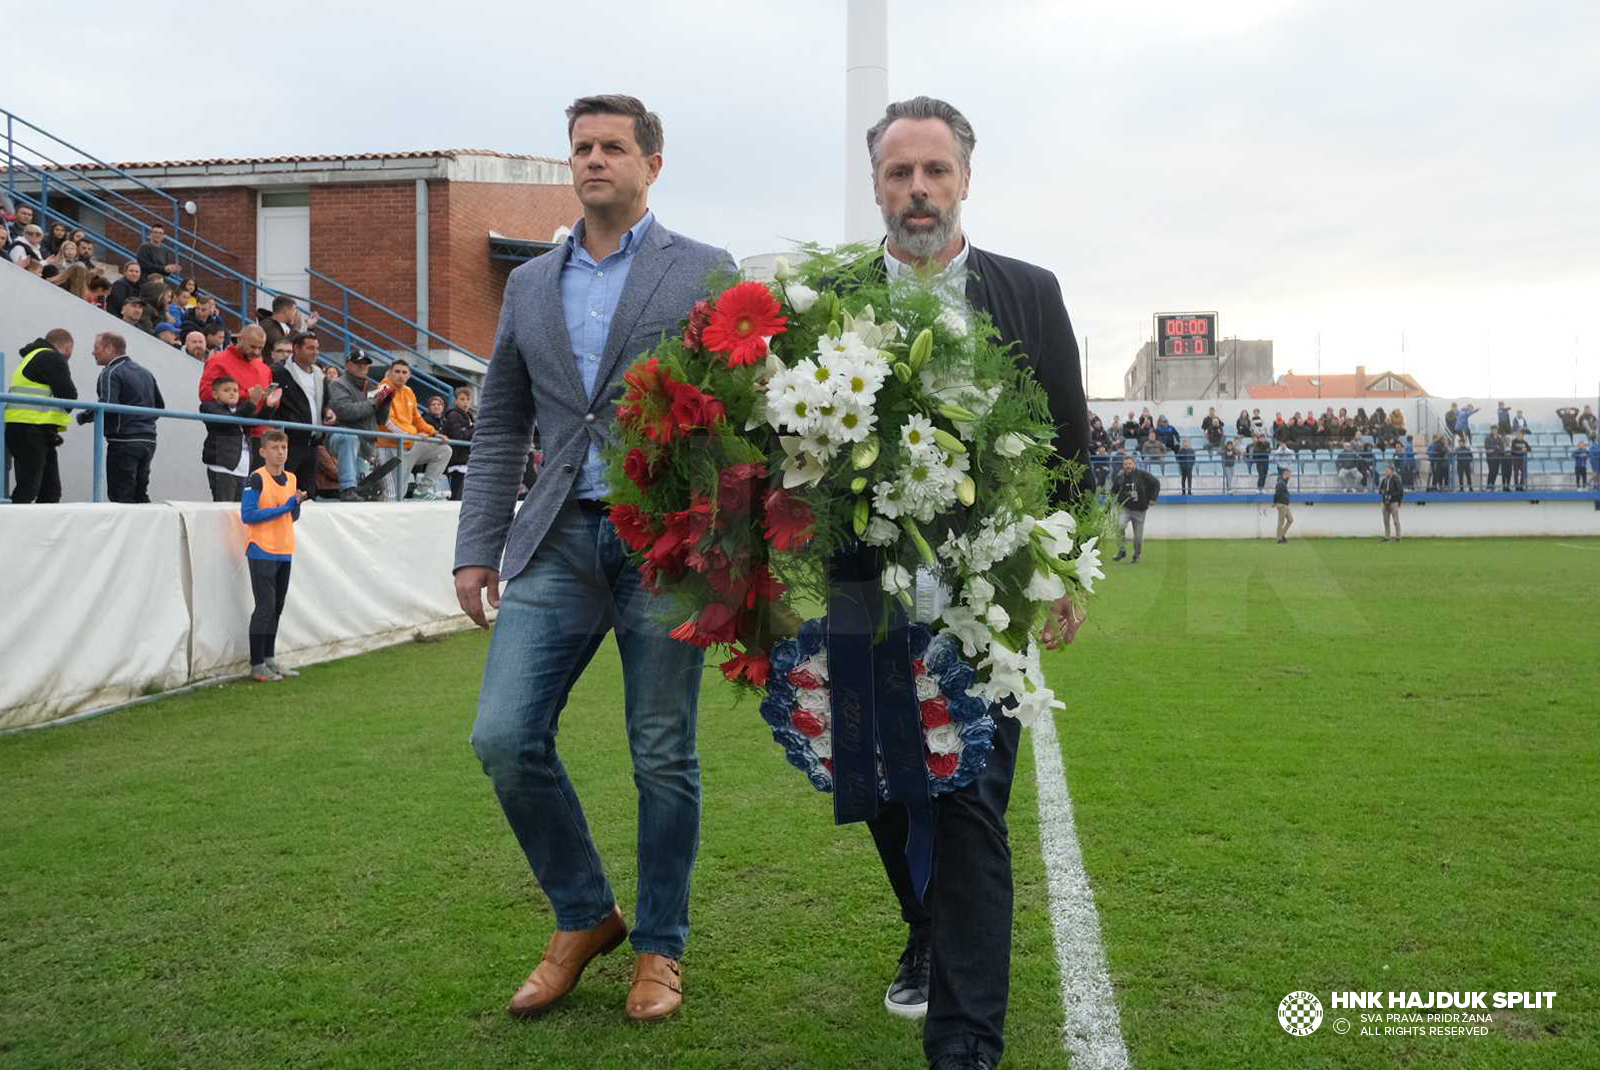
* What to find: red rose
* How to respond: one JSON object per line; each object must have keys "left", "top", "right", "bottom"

{"left": 669, "top": 381, "right": 725, "bottom": 434}
{"left": 911, "top": 659, "right": 926, "bottom": 677}
{"left": 702, "top": 282, "right": 788, "bottom": 368}
{"left": 927, "top": 751, "right": 959, "bottom": 778}
{"left": 920, "top": 696, "right": 952, "bottom": 728}
{"left": 608, "top": 503, "right": 657, "bottom": 552}
{"left": 788, "top": 668, "right": 823, "bottom": 690}
{"left": 719, "top": 648, "right": 771, "bottom": 687}
{"left": 791, "top": 707, "right": 826, "bottom": 737}
{"left": 682, "top": 299, "right": 714, "bottom": 352}
{"left": 822, "top": 758, "right": 834, "bottom": 774}
{"left": 762, "top": 489, "right": 814, "bottom": 552}
{"left": 717, "top": 462, "right": 768, "bottom": 516}
{"left": 623, "top": 447, "right": 656, "bottom": 490}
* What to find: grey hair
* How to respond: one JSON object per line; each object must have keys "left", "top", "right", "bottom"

{"left": 865, "top": 96, "right": 976, "bottom": 172}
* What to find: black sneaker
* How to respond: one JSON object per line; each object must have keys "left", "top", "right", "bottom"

{"left": 930, "top": 1055, "right": 993, "bottom": 1070}
{"left": 338, "top": 488, "right": 360, "bottom": 502}
{"left": 884, "top": 929, "right": 930, "bottom": 1019}
{"left": 1112, "top": 549, "right": 1127, "bottom": 561}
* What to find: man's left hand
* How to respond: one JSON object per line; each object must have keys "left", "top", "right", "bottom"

{"left": 1041, "top": 592, "right": 1085, "bottom": 649}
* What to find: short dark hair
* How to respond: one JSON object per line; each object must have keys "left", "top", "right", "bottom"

{"left": 87, "top": 276, "right": 111, "bottom": 292}
{"left": 261, "top": 429, "right": 289, "bottom": 446}
{"left": 212, "top": 375, "right": 238, "bottom": 389}
{"left": 565, "top": 94, "right": 663, "bottom": 156}
{"left": 123, "top": 296, "right": 145, "bottom": 308}
{"left": 388, "top": 358, "right": 410, "bottom": 370}
{"left": 204, "top": 323, "right": 226, "bottom": 337}
{"left": 866, "top": 96, "right": 976, "bottom": 173}
{"left": 271, "top": 295, "right": 297, "bottom": 314}
{"left": 123, "top": 260, "right": 139, "bottom": 273}
{"left": 290, "top": 332, "right": 316, "bottom": 349}
{"left": 44, "top": 328, "right": 73, "bottom": 348}
{"left": 149, "top": 224, "right": 164, "bottom": 233}
{"left": 99, "top": 331, "right": 127, "bottom": 355}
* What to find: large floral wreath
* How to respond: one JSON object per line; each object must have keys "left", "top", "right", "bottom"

{"left": 602, "top": 245, "right": 1105, "bottom": 788}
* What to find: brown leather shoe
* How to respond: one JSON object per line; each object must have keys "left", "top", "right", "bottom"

{"left": 507, "top": 906, "right": 628, "bottom": 1018}
{"left": 625, "top": 953, "right": 683, "bottom": 1022}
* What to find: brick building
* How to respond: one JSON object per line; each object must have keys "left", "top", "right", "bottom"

{"left": 59, "top": 150, "right": 580, "bottom": 368}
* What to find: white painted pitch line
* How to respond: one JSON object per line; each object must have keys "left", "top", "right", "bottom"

{"left": 1556, "top": 542, "right": 1600, "bottom": 551}
{"left": 1032, "top": 711, "right": 1132, "bottom": 1070}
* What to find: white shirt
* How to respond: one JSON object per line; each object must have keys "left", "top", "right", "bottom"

{"left": 884, "top": 236, "right": 973, "bottom": 624}
{"left": 285, "top": 360, "right": 323, "bottom": 426}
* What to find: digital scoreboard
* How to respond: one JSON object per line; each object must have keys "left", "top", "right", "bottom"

{"left": 1154, "top": 312, "right": 1218, "bottom": 357}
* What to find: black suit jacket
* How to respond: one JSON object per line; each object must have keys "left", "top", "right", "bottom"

{"left": 270, "top": 362, "right": 321, "bottom": 456}
{"left": 961, "top": 246, "right": 1091, "bottom": 502}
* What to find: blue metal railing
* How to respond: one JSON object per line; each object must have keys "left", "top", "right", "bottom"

{"left": 309, "top": 268, "right": 485, "bottom": 366}
{"left": 2, "top": 360, "right": 470, "bottom": 505}
{"left": 3, "top": 107, "right": 481, "bottom": 387}
{"left": 5, "top": 179, "right": 465, "bottom": 399}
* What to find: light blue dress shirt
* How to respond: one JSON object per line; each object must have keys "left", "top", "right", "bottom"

{"left": 560, "top": 210, "right": 655, "bottom": 499}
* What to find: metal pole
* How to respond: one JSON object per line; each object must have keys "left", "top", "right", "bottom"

{"left": 92, "top": 409, "right": 105, "bottom": 503}
{"left": 844, "top": 0, "right": 888, "bottom": 243}
{"left": 415, "top": 178, "right": 430, "bottom": 354}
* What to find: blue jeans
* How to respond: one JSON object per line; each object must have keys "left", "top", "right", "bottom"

{"left": 470, "top": 501, "right": 704, "bottom": 959}
{"left": 330, "top": 432, "right": 361, "bottom": 490}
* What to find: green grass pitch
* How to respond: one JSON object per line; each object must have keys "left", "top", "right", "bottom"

{"left": 2, "top": 536, "right": 1596, "bottom": 1069}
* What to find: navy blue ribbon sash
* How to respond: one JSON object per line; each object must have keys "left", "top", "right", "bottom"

{"left": 827, "top": 544, "right": 936, "bottom": 901}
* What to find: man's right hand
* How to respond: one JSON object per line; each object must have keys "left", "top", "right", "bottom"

{"left": 455, "top": 567, "right": 501, "bottom": 628}
{"left": 248, "top": 385, "right": 266, "bottom": 403}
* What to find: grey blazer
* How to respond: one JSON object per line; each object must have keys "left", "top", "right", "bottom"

{"left": 454, "top": 220, "right": 735, "bottom": 580}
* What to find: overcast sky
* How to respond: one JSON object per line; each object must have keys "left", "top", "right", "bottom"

{"left": 11, "top": 0, "right": 1598, "bottom": 400}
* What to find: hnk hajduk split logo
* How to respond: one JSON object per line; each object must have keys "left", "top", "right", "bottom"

{"left": 1279, "top": 991, "right": 1324, "bottom": 1035}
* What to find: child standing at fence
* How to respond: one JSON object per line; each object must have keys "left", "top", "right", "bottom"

{"left": 241, "top": 429, "right": 307, "bottom": 682}
{"left": 199, "top": 376, "right": 258, "bottom": 502}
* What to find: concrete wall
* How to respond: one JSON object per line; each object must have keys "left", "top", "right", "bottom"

{"left": 1124, "top": 339, "right": 1274, "bottom": 401}
{"left": 3, "top": 264, "right": 211, "bottom": 502}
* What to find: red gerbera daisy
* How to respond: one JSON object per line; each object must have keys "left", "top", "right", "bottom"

{"left": 621, "top": 358, "right": 683, "bottom": 444}
{"left": 719, "top": 647, "right": 771, "bottom": 687}
{"left": 762, "top": 489, "right": 815, "bottom": 552}
{"left": 668, "top": 600, "right": 740, "bottom": 648}
{"left": 701, "top": 282, "right": 787, "bottom": 368}
{"left": 609, "top": 503, "right": 658, "bottom": 552}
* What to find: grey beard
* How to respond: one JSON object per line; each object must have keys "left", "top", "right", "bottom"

{"left": 884, "top": 200, "right": 961, "bottom": 261}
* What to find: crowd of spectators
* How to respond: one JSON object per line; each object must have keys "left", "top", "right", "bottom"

{"left": 1084, "top": 402, "right": 1600, "bottom": 496}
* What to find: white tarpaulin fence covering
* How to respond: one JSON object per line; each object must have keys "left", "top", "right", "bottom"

{"left": 2, "top": 502, "right": 473, "bottom": 731}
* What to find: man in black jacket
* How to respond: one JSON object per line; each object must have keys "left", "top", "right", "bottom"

{"left": 5, "top": 329, "right": 78, "bottom": 503}
{"left": 855, "top": 97, "right": 1090, "bottom": 1070}
{"left": 1110, "top": 453, "right": 1160, "bottom": 563}
{"left": 1379, "top": 462, "right": 1404, "bottom": 541}
{"left": 271, "top": 332, "right": 326, "bottom": 497}
{"left": 1273, "top": 465, "right": 1293, "bottom": 543}
{"left": 77, "top": 331, "right": 165, "bottom": 502}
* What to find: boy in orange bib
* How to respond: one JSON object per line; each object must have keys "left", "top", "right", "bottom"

{"left": 241, "top": 429, "right": 307, "bottom": 681}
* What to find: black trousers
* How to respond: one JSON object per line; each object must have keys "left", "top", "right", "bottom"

{"left": 106, "top": 440, "right": 156, "bottom": 503}
{"left": 208, "top": 470, "right": 244, "bottom": 502}
{"left": 5, "top": 424, "right": 62, "bottom": 503}
{"left": 287, "top": 435, "right": 319, "bottom": 500}
{"left": 1457, "top": 460, "right": 1473, "bottom": 490}
{"left": 868, "top": 711, "right": 1023, "bottom": 1067}
{"left": 247, "top": 556, "right": 293, "bottom": 664}
{"left": 448, "top": 470, "right": 466, "bottom": 500}
{"left": 1179, "top": 464, "right": 1193, "bottom": 494}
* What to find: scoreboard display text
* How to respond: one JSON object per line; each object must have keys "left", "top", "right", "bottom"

{"left": 1155, "top": 312, "right": 1217, "bottom": 357}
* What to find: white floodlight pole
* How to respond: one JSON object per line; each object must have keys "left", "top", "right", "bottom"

{"left": 845, "top": 0, "right": 888, "bottom": 243}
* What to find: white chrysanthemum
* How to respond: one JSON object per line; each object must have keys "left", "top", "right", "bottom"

{"left": 1072, "top": 536, "right": 1104, "bottom": 594}
{"left": 925, "top": 723, "right": 963, "bottom": 755}
{"left": 830, "top": 399, "right": 877, "bottom": 444}
{"left": 1026, "top": 568, "right": 1067, "bottom": 602}
{"left": 862, "top": 515, "right": 899, "bottom": 547}
{"left": 900, "top": 413, "right": 937, "bottom": 454}
{"left": 871, "top": 480, "right": 906, "bottom": 519}
{"left": 882, "top": 562, "right": 914, "bottom": 600}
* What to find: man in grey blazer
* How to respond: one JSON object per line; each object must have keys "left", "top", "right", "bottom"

{"left": 453, "top": 94, "right": 734, "bottom": 1024}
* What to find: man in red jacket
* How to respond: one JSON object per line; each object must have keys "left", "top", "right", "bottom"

{"left": 199, "top": 324, "right": 280, "bottom": 462}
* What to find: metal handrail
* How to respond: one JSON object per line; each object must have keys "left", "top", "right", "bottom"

{"left": 308, "top": 268, "right": 486, "bottom": 365}
{"left": 6, "top": 180, "right": 464, "bottom": 396}
{"left": 0, "top": 390, "right": 469, "bottom": 505}
{"left": 3, "top": 106, "right": 481, "bottom": 380}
